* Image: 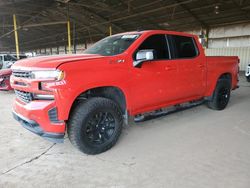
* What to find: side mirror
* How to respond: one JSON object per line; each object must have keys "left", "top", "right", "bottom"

{"left": 133, "top": 49, "right": 155, "bottom": 68}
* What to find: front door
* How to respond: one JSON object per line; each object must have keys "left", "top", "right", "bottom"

{"left": 130, "top": 34, "right": 179, "bottom": 114}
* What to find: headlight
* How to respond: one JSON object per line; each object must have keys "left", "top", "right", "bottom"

{"left": 30, "top": 70, "right": 64, "bottom": 80}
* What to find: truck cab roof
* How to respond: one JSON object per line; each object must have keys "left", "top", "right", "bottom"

{"left": 113, "top": 30, "right": 197, "bottom": 38}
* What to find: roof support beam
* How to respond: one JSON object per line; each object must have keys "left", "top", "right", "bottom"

{"left": 0, "top": 21, "right": 67, "bottom": 39}
{"left": 231, "top": 0, "right": 250, "bottom": 19}
{"left": 108, "top": 0, "right": 199, "bottom": 23}
{"left": 68, "top": 2, "right": 114, "bottom": 12}
{"left": 75, "top": 0, "right": 199, "bottom": 34}
{"left": 173, "top": 0, "right": 208, "bottom": 28}
{"left": 23, "top": 21, "right": 67, "bottom": 28}
{"left": 118, "top": 0, "right": 164, "bottom": 30}
{"left": 69, "top": 3, "right": 125, "bottom": 33}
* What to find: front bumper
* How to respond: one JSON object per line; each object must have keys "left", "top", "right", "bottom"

{"left": 13, "top": 99, "right": 66, "bottom": 143}
{"left": 13, "top": 111, "right": 64, "bottom": 143}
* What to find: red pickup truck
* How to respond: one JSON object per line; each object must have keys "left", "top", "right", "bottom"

{"left": 11, "top": 30, "right": 239, "bottom": 154}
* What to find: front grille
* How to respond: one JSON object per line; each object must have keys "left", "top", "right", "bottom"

{"left": 15, "top": 90, "right": 33, "bottom": 103}
{"left": 12, "top": 70, "right": 31, "bottom": 78}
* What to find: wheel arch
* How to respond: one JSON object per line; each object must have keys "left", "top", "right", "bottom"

{"left": 218, "top": 72, "right": 232, "bottom": 83}
{"left": 214, "top": 72, "right": 232, "bottom": 91}
{"left": 69, "top": 86, "right": 128, "bottom": 118}
{"left": 205, "top": 72, "right": 232, "bottom": 101}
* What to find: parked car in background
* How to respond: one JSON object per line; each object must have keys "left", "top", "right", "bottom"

{"left": 0, "top": 54, "right": 17, "bottom": 69}
{"left": 0, "top": 69, "right": 12, "bottom": 91}
{"left": 246, "top": 64, "right": 250, "bottom": 82}
{"left": 0, "top": 54, "right": 27, "bottom": 91}
{"left": 0, "top": 54, "right": 27, "bottom": 70}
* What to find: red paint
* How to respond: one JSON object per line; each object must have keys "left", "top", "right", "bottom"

{"left": 11, "top": 30, "right": 239, "bottom": 135}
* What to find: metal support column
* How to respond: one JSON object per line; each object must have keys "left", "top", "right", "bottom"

{"left": 67, "top": 20, "right": 72, "bottom": 54}
{"left": 109, "top": 25, "right": 112, "bottom": 36}
{"left": 13, "top": 14, "right": 20, "bottom": 59}
{"left": 205, "top": 27, "right": 209, "bottom": 49}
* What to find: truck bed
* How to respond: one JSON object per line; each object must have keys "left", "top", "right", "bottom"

{"left": 206, "top": 56, "right": 239, "bottom": 95}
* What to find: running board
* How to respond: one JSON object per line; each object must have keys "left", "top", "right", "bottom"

{"left": 134, "top": 100, "right": 204, "bottom": 123}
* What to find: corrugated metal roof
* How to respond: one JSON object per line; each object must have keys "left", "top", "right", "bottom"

{"left": 1, "top": 0, "right": 250, "bottom": 51}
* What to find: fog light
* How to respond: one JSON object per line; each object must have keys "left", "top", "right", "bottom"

{"left": 33, "top": 94, "right": 54, "bottom": 100}
{"left": 39, "top": 82, "right": 52, "bottom": 92}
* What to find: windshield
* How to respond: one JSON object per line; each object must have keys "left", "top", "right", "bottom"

{"left": 83, "top": 34, "right": 140, "bottom": 56}
{"left": 12, "top": 55, "right": 27, "bottom": 59}
{"left": 4, "top": 54, "right": 17, "bottom": 62}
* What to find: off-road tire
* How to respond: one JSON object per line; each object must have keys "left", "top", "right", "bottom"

{"left": 247, "top": 76, "right": 250, "bottom": 82}
{"left": 207, "top": 79, "right": 231, "bottom": 110}
{"left": 68, "top": 97, "right": 123, "bottom": 154}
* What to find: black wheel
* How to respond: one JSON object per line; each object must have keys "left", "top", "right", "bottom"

{"left": 247, "top": 76, "right": 250, "bottom": 82}
{"left": 207, "top": 79, "right": 231, "bottom": 110}
{"left": 68, "top": 97, "right": 123, "bottom": 154}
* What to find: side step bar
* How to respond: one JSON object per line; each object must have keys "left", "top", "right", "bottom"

{"left": 134, "top": 100, "right": 204, "bottom": 123}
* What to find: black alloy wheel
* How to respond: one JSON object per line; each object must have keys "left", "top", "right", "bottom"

{"left": 85, "top": 112, "right": 116, "bottom": 146}
{"left": 217, "top": 87, "right": 230, "bottom": 108}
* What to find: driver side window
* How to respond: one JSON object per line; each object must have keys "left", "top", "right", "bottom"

{"left": 137, "top": 34, "right": 170, "bottom": 60}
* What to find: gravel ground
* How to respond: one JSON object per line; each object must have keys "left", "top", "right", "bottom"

{"left": 0, "top": 74, "right": 249, "bottom": 188}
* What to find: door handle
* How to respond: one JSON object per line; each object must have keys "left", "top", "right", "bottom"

{"left": 165, "top": 66, "right": 176, "bottom": 71}
{"left": 198, "top": 64, "right": 205, "bottom": 68}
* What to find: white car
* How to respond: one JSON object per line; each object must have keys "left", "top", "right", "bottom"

{"left": 246, "top": 64, "right": 250, "bottom": 82}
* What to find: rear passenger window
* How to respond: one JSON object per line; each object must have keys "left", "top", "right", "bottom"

{"left": 171, "top": 35, "right": 198, "bottom": 58}
{"left": 136, "top": 34, "right": 170, "bottom": 60}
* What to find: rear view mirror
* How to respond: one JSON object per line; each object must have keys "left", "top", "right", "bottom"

{"left": 133, "top": 49, "right": 155, "bottom": 68}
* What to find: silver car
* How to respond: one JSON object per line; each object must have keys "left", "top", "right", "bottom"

{"left": 0, "top": 54, "right": 27, "bottom": 70}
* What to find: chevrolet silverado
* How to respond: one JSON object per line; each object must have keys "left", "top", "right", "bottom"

{"left": 11, "top": 30, "right": 239, "bottom": 154}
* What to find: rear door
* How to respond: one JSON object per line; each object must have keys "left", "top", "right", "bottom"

{"left": 168, "top": 35, "right": 206, "bottom": 99}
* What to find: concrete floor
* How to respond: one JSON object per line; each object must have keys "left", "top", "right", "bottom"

{"left": 0, "top": 75, "right": 250, "bottom": 188}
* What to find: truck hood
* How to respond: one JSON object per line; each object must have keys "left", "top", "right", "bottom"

{"left": 0, "top": 69, "right": 12, "bottom": 76}
{"left": 12, "top": 54, "right": 104, "bottom": 70}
